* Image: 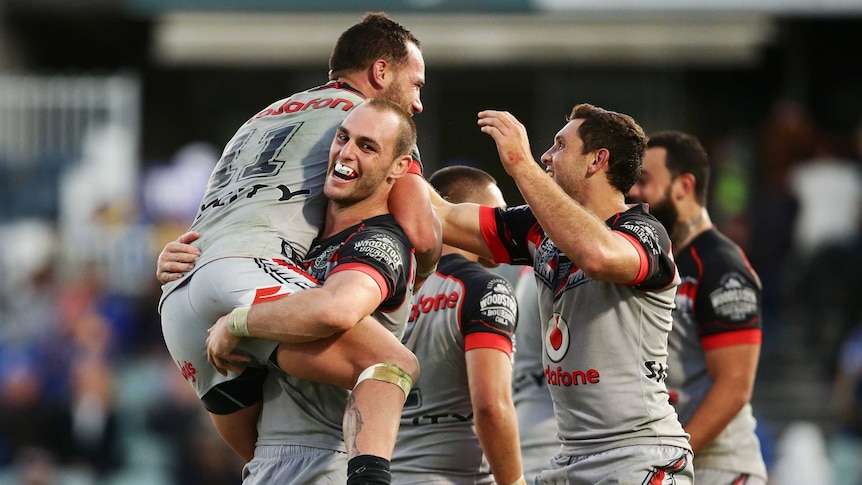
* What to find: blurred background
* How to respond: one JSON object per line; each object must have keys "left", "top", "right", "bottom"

{"left": 0, "top": 0, "right": 860, "bottom": 484}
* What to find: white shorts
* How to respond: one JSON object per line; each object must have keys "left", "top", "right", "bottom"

{"left": 537, "top": 444, "right": 694, "bottom": 485}
{"left": 242, "top": 445, "right": 346, "bottom": 484}
{"left": 160, "top": 257, "right": 318, "bottom": 413}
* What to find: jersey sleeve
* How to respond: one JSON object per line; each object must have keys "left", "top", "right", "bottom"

{"left": 480, "top": 204, "right": 541, "bottom": 266}
{"left": 695, "top": 246, "right": 763, "bottom": 351}
{"left": 461, "top": 275, "right": 518, "bottom": 358}
{"left": 611, "top": 208, "right": 678, "bottom": 291}
{"left": 329, "top": 226, "right": 411, "bottom": 311}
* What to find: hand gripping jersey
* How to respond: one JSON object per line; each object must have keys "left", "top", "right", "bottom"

{"left": 480, "top": 203, "right": 690, "bottom": 455}
{"left": 394, "top": 254, "right": 517, "bottom": 484}
{"left": 667, "top": 228, "right": 767, "bottom": 479}
{"left": 255, "top": 214, "right": 416, "bottom": 451}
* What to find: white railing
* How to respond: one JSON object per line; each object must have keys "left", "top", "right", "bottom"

{"left": 0, "top": 73, "right": 148, "bottom": 295}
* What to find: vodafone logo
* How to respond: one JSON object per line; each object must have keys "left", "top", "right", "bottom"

{"left": 545, "top": 313, "right": 569, "bottom": 362}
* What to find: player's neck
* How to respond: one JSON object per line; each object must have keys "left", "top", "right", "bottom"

{"left": 336, "top": 73, "right": 375, "bottom": 99}
{"left": 323, "top": 197, "right": 389, "bottom": 238}
{"left": 672, "top": 206, "right": 711, "bottom": 251}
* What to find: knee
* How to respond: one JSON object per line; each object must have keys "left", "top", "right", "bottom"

{"left": 396, "top": 347, "right": 420, "bottom": 383}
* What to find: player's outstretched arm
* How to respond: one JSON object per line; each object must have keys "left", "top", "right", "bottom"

{"left": 467, "top": 348, "right": 525, "bottom": 485}
{"left": 390, "top": 172, "right": 443, "bottom": 284}
{"left": 425, "top": 181, "right": 496, "bottom": 260}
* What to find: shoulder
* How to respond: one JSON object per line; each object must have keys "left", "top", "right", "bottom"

{"left": 612, "top": 204, "right": 671, "bottom": 249}
{"left": 358, "top": 214, "right": 410, "bottom": 244}
{"left": 692, "top": 229, "right": 758, "bottom": 279}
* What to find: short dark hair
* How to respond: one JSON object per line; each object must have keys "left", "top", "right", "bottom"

{"left": 428, "top": 165, "right": 498, "bottom": 204}
{"left": 568, "top": 103, "right": 647, "bottom": 195}
{"left": 329, "top": 12, "right": 421, "bottom": 79}
{"left": 363, "top": 98, "right": 416, "bottom": 160}
{"left": 647, "top": 130, "right": 710, "bottom": 205}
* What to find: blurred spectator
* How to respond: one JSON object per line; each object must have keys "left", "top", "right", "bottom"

{"left": 142, "top": 141, "right": 218, "bottom": 225}
{"left": 784, "top": 113, "right": 862, "bottom": 372}
{"left": 788, "top": 135, "right": 862, "bottom": 258}
{"left": 745, "top": 100, "right": 818, "bottom": 358}
{"left": 147, "top": 362, "right": 244, "bottom": 485}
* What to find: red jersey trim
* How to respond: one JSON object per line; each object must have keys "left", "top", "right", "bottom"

{"left": 615, "top": 230, "right": 650, "bottom": 285}
{"left": 465, "top": 332, "right": 513, "bottom": 357}
{"left": 407, "top": 160, "right": 422, "bottom": 176}
{"left": 329, "top": 262, "right": 389, "bottom": 303}
{"left": 701, "top": 328, "right": 762, "bottom": 351}
{"left": 479, "top": 205, "right": 512, "bottom": 264}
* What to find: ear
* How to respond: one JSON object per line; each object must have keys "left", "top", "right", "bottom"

{"left": 387, "top": 154, "right": 411, "bottom": 181}
{"left": 673, "top": 172, "right": 696, "bottom": 201}
{"left": 369, "top": 59, "right": 389, "bottom": 89}
{"left": 588, "top": 148, "right": 610, "bottom": 175}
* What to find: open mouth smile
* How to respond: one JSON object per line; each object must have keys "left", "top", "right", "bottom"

{"left": 333, "top": 162, "right": 358, "bottom": 181}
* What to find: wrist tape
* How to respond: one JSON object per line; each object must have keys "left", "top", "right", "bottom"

{"left": 227, "top": 306, "right": 251, "bottom": 337}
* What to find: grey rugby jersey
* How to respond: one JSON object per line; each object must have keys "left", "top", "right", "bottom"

{"left": 668, "top": 228, "right": 766, "bottom": 478}
{"left": 480, "top": 203, "right": 691, "bottom": 455}
{"left": 161, "top": 82, "right": 364, "bottom": 301}
{"left": 256, "top": 214, "right": 415, "bottom": 450}
{"left": 394, "top": 254, "right": 517, "bottom": 483}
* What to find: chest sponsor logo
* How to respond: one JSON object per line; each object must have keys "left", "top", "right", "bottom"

{"left": 544, "top": 313, "right": 601, "bottom": 387}
{"left": 545, "top": 364, "right": 600, "bottom": 387}
{"left": 545, "top": 313, "right": 570, "bottom": 363}
{"left": 410, "top": 290, "right": 459, "bottom": 322}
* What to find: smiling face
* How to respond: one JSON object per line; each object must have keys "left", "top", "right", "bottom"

{"left": 324, "top": 102, "right": 409, "bottom": 206}
{"left": 540, "top": 118, "right": 593, "bottom": 201}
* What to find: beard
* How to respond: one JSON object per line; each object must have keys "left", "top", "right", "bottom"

{"left": 647, "top": 195, "right": 679, "bottom": 237}
{"left": 324, "top": 167, "right": 389, "bottom": 207}
{"left": 381, "top": 78, "right": 413, "bottom": 114}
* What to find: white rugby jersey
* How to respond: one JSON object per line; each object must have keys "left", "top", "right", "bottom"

{"left": 480, "top": 203, "right": 691, "bottom": 455}
{"left": 160, "top": 82, "right": 363, "bottom": 302}
{"left": 668, "top": 228, "right": 767, "bottom": 478}
{"left": 393, "top": 254, "right": 517, "bottom": 483}
{"left": 256, "top": 214, "right": 415, "bottom": 449}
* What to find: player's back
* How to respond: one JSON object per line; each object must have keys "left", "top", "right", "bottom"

{"left": 188, "top": 82, "right": 365, "bottom": 270}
